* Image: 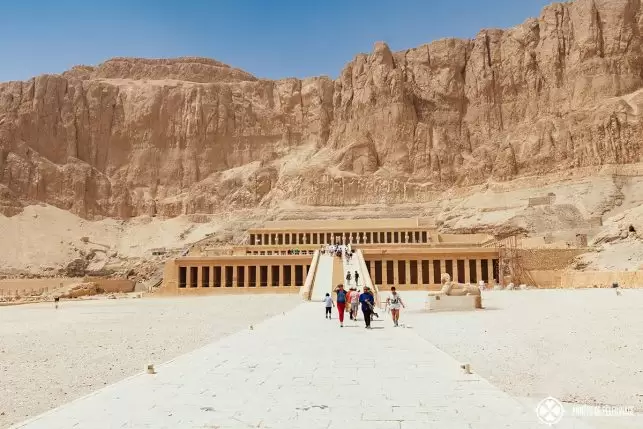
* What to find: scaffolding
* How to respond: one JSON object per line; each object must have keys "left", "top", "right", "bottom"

{"left": 496, "top": 234, "right": 538, "bottom": 287}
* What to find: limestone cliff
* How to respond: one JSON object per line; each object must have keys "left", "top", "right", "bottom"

{"left": 1, "top": 0, "right": 642, "bottom": 219}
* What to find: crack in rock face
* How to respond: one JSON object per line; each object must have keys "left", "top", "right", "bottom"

{"left": 296, "top": 405, "right": 329, "bottom": 411}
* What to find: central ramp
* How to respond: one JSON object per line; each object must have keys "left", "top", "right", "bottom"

{"left": 309, "top": 253, "right": 334, "bottom": 301}
{"left": 344, "top": 249, "right": 381, "bottom": 306}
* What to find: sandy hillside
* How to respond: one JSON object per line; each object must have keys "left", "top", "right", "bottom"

{"left": 1, "top": 168, "right": 641, "bottom": 276}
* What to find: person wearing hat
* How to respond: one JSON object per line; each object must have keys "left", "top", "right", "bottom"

{"left": 359, "top": 286, "right": 375, "bottom": 329}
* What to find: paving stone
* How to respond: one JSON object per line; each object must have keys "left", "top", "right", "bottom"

{"left": 10, "top": 303, "right": 595, "bottom": 429}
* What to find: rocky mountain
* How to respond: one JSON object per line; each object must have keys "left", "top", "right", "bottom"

{"left": 1, "top": 0, "right": 642, "bottom": 220}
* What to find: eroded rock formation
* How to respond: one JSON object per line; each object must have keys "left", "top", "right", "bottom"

{"left": 1, "top": 0, "right": 642, "bottom": 219}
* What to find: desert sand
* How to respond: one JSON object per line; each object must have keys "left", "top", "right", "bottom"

{"left": 2, "top": 291, "right": 642, "bottom": 428}
{"left": 0, "top": 294, "right": 300, "bottom": 428}
{"left": 400, "top": 290, "right": 643, "bottom": 413}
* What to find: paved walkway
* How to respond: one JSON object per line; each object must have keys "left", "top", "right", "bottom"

{"left": 12, "top": 303, "right": 593, "bottom": 429}
{"left": 310, "top": 254, "right": 333, "bottom": 302}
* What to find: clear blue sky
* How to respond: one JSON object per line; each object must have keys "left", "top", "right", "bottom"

{"left": 0, "top": 0, "right": 552, "bottom": 82}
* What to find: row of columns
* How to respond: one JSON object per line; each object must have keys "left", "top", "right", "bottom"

{"left": 249, "top": 230, "right": 430, "bottom": 246}
{"left": 179, "top": 264, "right": 309, "bottom": 288}
{"left": 246, "top": 250, "right": 315, "bottom": 256}
{"left": 366, "top": 258, "right": 498, "bottom": 286}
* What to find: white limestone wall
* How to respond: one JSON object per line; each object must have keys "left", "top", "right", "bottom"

{"left": 310, "top": 253, "right": 334, "bottom": 301}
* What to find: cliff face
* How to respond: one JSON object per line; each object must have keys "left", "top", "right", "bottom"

{"left": 1, "top": 0, "right": 642, "bottom": 219}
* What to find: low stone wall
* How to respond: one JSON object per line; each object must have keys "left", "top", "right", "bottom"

{"left": 87, "top": 278, "right": 136, "bottom": 293}
{"left": 527, "top": 270, "right": 643, "bottom": 288}
{"left": 0, "top": 278, "right": 82, "bottom": 296}
{"left": 519, "top": 248, "right": 586, "bottom": 271}
{"left": 528, "top": 270, "right": 563, "bottom": 288}
{"left": 561, "top": 271, "right": 643, "bottom": 288}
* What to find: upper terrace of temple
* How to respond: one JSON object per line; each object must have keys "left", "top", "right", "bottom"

{"left": 246, "top": 218, "right": 492, "bottom": 248}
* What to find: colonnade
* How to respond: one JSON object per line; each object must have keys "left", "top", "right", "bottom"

{"left": 249, "top": 230, "right": 431, "bottom": 246}
{"left": 365, "top": 257, "right": 499, "bottom": 286}
{"left": 178, "top": 263, "right": 311, "bottom": 288}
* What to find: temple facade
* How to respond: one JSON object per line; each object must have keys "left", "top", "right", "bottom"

{"left": 159, "top": 218, "right": 500, "bottom": 296}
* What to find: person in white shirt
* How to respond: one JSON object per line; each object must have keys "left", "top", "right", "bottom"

{"left": 386, "top": 287, "right": 405, "bottom": 327}
{"left": 350, "top": 288, "right": 360, "bottom": 321}
{"left": 324, "top": 293, "right": 334, "bottom": 319}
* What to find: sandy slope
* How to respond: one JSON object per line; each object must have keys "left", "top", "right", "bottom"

{"left": 0, "top": 205, "right": 230, "bottom": 273}
{"left": 0, "top": 172, "right": 641, "bottom": 275}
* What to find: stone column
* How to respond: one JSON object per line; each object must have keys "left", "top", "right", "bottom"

{"left": 440, "top": 259, "right": 446, "bottom": 280}
{"left": 382, "top": 260, "right": 388, "bottom": 285}
{"left": 487, "top": 259, "right": 495, "bottom": 284}
{"left": 196, "top": 266, "right": 203, "bottom": 288}
{"left": 186, "top": 266, "right": 192, "bottom": 288}
{"left": 464, "top": 258, "right": 471, "bottom": 284}
{"left": 476, "top": 259, "right": 482, "bottom": 285}
{"left": 233, "top": 266, "right": 240, "bottom": 287}
{"left": 428, "top": 260, "right": 435, "bottom": 285}
{"left": 279, "top": 265, "right": 284, "bottom": 287}
{"left": 416, "top": 260, "right": 422, "bottom": 286}
{"left": 393, "top": 260, "right": 399, "bottom": 285}
{"left": 244, "top": 265, "right": 250, "bottom": 288}
{"left": 405, "top": 260, "right": 411, "bottom": 286}
{"left": 221, "top": 265, "right": 227, "bottom": 287}
{"left": 268, "top": 265, "right": 273, "bottom": 287}
{"left": 209, "top": 266, "right": 214, "bottom": 287}
{"left": 290, "top": 265, "right": 296, "bottom": 287}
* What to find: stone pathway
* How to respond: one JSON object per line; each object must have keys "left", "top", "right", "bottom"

{"left": 11, "top": 303, "right": 594, "bottom": 429}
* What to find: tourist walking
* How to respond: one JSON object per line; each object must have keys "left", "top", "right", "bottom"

{"left": 386, "top": 287, "right": 405, "bottom": 327}
{"left": 354, "top": 270, "right": 359, "bottom": 287}
{"left": 324, "top": 293, "right": 334, "bottom": 319}
{"left": 350, "top": 288, "right": 360, "bottom": 321}
{"left": 346, "top": 288, "right": 354, "bottom": 320}
{"left": 359, "top": 286, "right": 375, "bottom": 329}
{"left": 335, "top": 284, "right": 347, "bottom": 327}
{"left": 346, "top": 271, "right": 352, "bottom": 286}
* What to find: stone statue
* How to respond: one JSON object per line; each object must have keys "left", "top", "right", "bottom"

{"left": 428, "top": 273, "right": 481, "bottom": 297}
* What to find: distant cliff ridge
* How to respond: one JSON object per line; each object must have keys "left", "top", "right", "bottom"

{"left": 1, "top": 0, "right": 642, "bottom": 219}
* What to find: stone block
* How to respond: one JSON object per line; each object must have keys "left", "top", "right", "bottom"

{"left": 425, "top": 295, "right": 481, "bottom": 312}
